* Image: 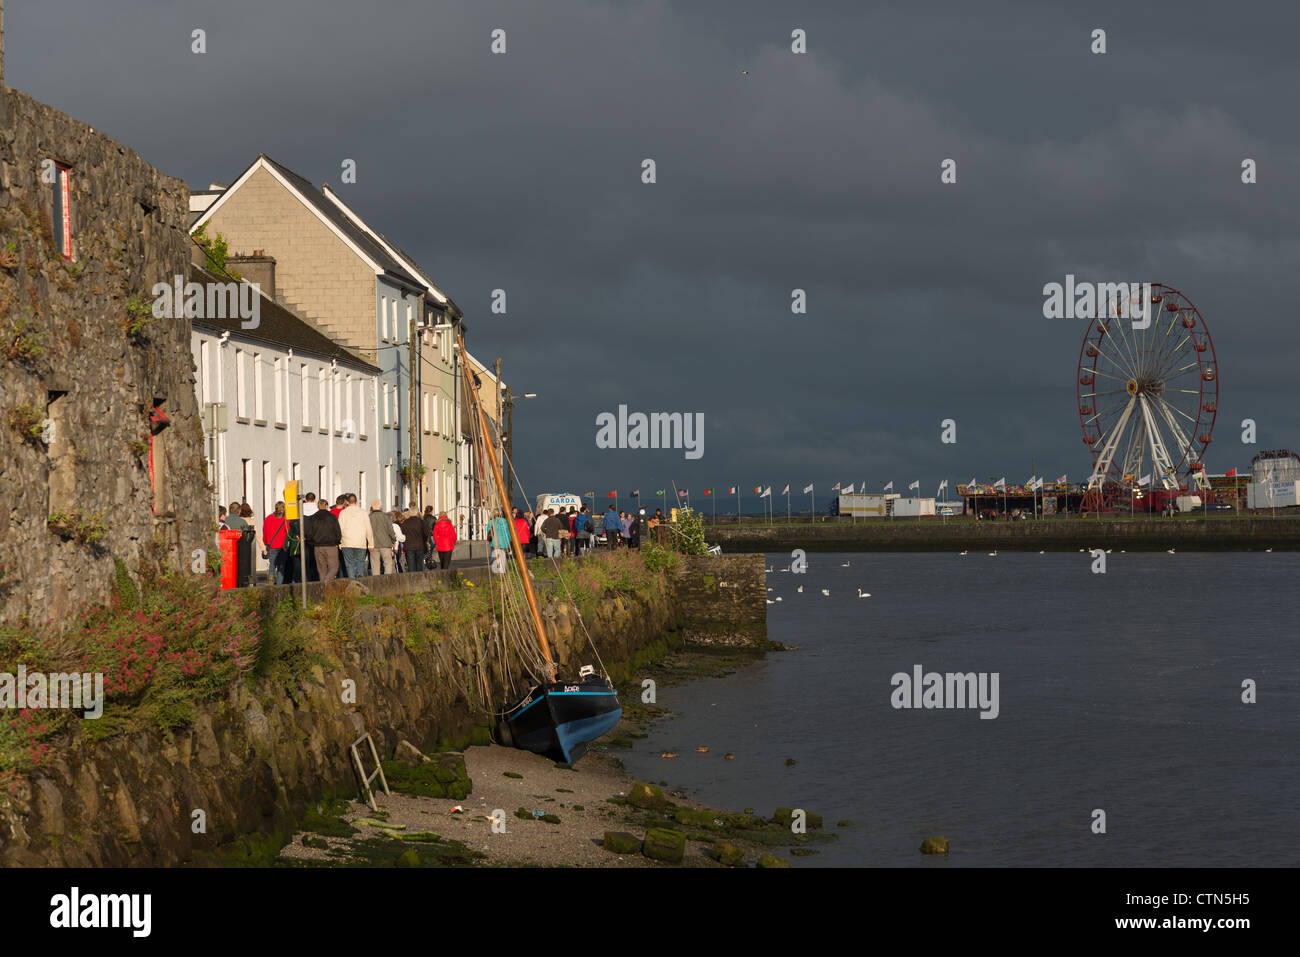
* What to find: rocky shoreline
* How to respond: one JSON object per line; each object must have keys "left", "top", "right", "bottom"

{"left": 277, "top": 643, "right": 840, "bottom": 868}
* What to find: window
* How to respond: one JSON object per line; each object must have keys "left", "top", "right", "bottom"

{"left": 423, "top": 392, "right": 431, "bottom": 434}
{"left": 332, "top": 369, "right": 341, "bottom": 432}
{"left": 300, "top": 363, "right": 310, "bottom": 428}
{"left": 253, "top": 352, "right": 264, "bottom": 421}
{"left": 235, "top": 350, "right": 248, "bottom": 418}
{"left": 262, "top": 461, "right": 273, "bottom": 521}
{"left": 199, "top": 340, "right": 211, "bottom": 405}
{"left": 242, "top": 459, "right": 253, "bottom": 504}
{"left": 380, "top": 295, "right": 389, "bottom": 341}
{"left": 385, "top": 464, "right": 392, "bottom": 507}
{"left": 359, "top": 472, "right": 367, "bottom": 507}
{"left": 430, "top": 390, "right": 439, "bottom": 434}
{"left": 318, "top": 465, "right": 328, "bottom": 501}
{"left": 382, "top": 383, "right": 390, "bottom": 427}
{"left": 345, "top": 374, "right": 354, "bottom": 428}
{"left": 318, "top": 368, "right": 327, "bottom": 431}
{"left": 52, "top": 163, "right": 73, "bottom": 260}
{"left": 393, "top": 299, "right": 402, "bottom": 343}
{"left": 274, "top": 357, "right": 284, "bottom": 424}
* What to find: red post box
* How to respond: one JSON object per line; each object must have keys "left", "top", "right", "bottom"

{"left": 218, "top": 529, "right": 241, "bottom": 590}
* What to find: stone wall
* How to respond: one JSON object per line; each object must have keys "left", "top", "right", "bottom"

{"left": 0, "top": 573, "right": 685, "bottom": 866}
{"left": 673, "top": 554, "right": 768, "bottom": 647}
{"left": 0, "top": 87, "right": 210, "bottom": 626}
{"left": 710, "top": 519, "right": 1300, "bottom": 553}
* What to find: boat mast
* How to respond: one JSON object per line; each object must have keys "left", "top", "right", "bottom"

{"left": 458, "top": 333, "right": 556, "bottom": 680}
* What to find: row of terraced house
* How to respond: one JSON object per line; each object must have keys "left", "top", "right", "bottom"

{"left": 186, "top": 154, "right": 507, "bottom": 568}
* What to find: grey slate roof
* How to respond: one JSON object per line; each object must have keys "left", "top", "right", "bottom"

{"left": 256, "top": 153, "right": 424, "bottom": 291}
{"left": 189, "top": 262, "right": 380, "bottom": 373}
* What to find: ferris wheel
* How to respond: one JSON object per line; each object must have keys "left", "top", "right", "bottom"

{"left": 1077, "top": 283, "right": 1218, "bottom": 509}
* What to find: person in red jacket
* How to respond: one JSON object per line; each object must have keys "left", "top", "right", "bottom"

{"left": 513, "top": 508, "right": 530, "bottom": 556}
{"left": 433, "top": 511, "right": 457, "bottom": 570}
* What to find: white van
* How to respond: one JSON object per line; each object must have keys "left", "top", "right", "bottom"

{"left": 534, "top": 493, "right": 583, "bottom": 515}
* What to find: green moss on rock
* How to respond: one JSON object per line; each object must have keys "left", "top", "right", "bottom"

{"left": 772, "top": 807, "right": 822, "bottom": 829}
{"left": 383, "top": 753, "right": 471, "bottom": 799}
{"left": 920, "top": 836, "right": 950, "bottom": 855}
{"left": 642, "top": 827, "right": 686, "bottom": 863}
{"left": 710, "top": 842, "right": 746, "bottom": 867}
{"left": 603, "top": 831, "right": 640, "bottom": 854}
{"left": 756, "top": 854, "right": 790, "bottom": 868}
{"left": 627, "top": 781, "right": 674, "bottom": 810}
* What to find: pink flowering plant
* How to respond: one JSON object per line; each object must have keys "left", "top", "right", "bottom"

{"left": 0, "top": 568, "right": 263, "bottom": 790}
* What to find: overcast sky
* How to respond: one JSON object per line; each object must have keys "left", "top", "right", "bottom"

{"left": 10, "top": 1, "right": 1300, "bottom": 502}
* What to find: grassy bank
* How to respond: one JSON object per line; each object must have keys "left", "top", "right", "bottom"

{"left": 0, "top": 545, "right": 683, "bottom": 797}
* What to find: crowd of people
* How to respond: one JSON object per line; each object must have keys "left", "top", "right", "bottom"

{"left": 217, "top": 497, "right": 673, "bottom": 587}
{"left": 217, "top": 493, "right": 458, "bottom": 585}
{"left": 486, "top": 504, "right": 668, "bottom": 559}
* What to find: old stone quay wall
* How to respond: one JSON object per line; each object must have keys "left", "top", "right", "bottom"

{"left": 0, "top": 555, "right": 766, "bottom": 866}
{"left": 1, "top": 87, "right": 210, "bottom": 627}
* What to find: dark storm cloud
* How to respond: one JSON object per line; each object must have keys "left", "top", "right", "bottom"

{"left": 9, "top": 0, "right": 1299, "bottom": 497}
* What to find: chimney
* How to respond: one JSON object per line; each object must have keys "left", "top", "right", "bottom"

{"left": 225, "top": 252, "right": 276, "bottom": 301}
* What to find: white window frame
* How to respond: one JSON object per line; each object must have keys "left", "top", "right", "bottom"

{"left": 235, "top": 349, "right": 247, "bottom": 418}
{"left": 382, "top": 382, "right": 390, "bottom": 427}
{"left": 300, "top": 363, "right": 311, "bottom": 429}
{"left": 380, "top": 295, "right": 389, "bottom": 341}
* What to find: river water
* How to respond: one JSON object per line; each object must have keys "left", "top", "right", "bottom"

{"left": 618, "top": 551, "right": 1298, "bottom": 866}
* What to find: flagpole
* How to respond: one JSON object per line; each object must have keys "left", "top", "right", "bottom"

{"left": 786, "top": 485, "right": 791, "bottom": 524}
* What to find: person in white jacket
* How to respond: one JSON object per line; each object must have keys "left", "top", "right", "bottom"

{"left": 337, "top": 495, "right": 375, "bottom": 578}
{"left": 391, "top": 509, "right": 406, "bottom": 572}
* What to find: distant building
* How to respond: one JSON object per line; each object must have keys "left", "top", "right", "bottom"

{"left": 189, "top": 154, "right": 464, "bottom": 511}
{"left": 189, "top": 264, "right": 381, "bottom": 566}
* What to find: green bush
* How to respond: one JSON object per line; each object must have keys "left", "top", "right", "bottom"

{"left": 669, "top": 508, "right": 708, "bottom": 555}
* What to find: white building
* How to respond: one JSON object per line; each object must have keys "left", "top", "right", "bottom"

{"left": 189, "top": 265, "right": 383, "bottom": 565}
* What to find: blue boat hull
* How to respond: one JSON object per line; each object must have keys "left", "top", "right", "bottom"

{"left": 503, "top": 676, "right": 621, "bottom": 764}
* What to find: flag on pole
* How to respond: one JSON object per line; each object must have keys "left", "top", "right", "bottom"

{"left": 761, "top": 487, "right": 771, "bottom": 498}
{"left": 832, "top": 483, "right": 841, "bottom": 491}
{"left": 1225, "top": 468, "right": 1237, "bottom": 477}
{"left": 632, "top": 489, "right": 640, "bottom": 497}
{"left": 728, "top": 486, "right": 736, "bottom": 494}
{"left": 781, "top": 484, "right": 790, "bottom": 495}
{"left": 678, "top": 489, "right": 689, "bottom": 497}
{"left": 842, "top": 483, "right": 855, "bottom": 494}
{"left": 1138, "top": 474, "right": 1151, "bottom": 487}
{"left": 994, "top": 477, "right": 1006, "bottom": 489}
{"left": 584, "top": 490, "right": 595, "bottom": 497}
{"left": 883, "top": 481, "right": 894, "bottom": 491}
{"left": 654, "top": 488, "right": 665, "bottom": 496}
{"left": 803, "top": 484, "right": 813, "bottom": 494}
{"left": 938, "top": 479, "right": 949, "bottom": 493}
{"left": 703, "top": 488, "right": 713, "bottom": 496}
{"left": 968, "top": 477, "right": 977, "bottom": 488}
{"left": 908, "top": 480, "right": 920, "bottom": 491}
{"left": 607, "top": 490, "right": 617, "bottom": 498}
{"left": 1056, "top": 474, "right": 1067, "bottom": 484}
